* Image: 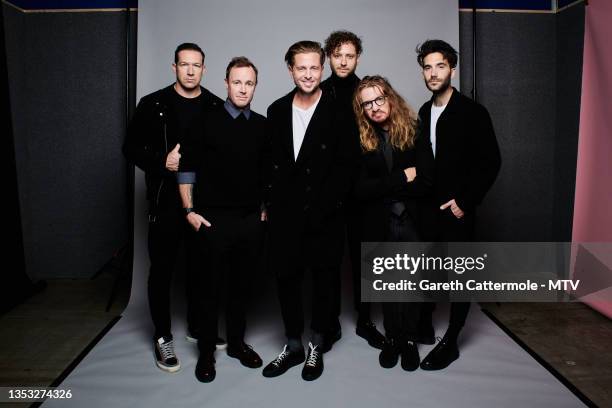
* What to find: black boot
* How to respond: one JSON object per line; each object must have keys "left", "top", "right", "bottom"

{"left": 400, "top": 341, "right": 420, "bottom": 371}
{"left": 379, "top": 338, "right": 401, "bottom": 368}
{"left": 356, "top": 320, "right": 385, "bottom": 350}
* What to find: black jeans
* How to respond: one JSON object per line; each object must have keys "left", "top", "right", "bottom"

{"left": 195, "top": 209, "right": 263, "bottom": 354}
{"left": 147, "top": 206, "right": 199, "bottom": 339}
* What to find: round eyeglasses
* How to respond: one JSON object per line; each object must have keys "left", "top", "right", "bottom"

{"left": 361, "top": 95, "right": 387, "bottom": 110}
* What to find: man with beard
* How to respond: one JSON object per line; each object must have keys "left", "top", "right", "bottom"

{"left": 320, "top": 31, "right": 386, "bottom": 351}
{"left": 262, "top": 41, "right": 357, "bottom": 381}
{"left": 415, "top": 39, "right": 501, "bottom": 370}
{"left": 178, "top": 57, "right": 266, "bottom": 383}
{"left": 123, "top": 43, "right": 223, "bottom": 373}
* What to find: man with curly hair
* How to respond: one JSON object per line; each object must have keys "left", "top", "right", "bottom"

{"left": 321, "top": 30, "right": 386, "bottom": 351}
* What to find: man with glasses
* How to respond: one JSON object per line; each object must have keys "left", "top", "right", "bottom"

{"left": 415, "top": 39, "right": 500, "bottom": 370}
{"left": 262, "top": 40, "right": 357, "bottom": 381}
{"left": 123, "top": 43, "right": 223, "bottom": 373}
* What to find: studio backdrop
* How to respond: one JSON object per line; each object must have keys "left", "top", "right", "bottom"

{"left": 129, "top": 0, "right": 460, "bottom": 307}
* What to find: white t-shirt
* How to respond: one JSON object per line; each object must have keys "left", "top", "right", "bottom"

{"left": 292, "top": 94, "right": 321, "bottom": 160}
{"left": 430, "top": 103, "right": 447, "bottom": 158}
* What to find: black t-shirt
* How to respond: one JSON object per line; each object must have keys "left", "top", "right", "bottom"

{"left": 169, "top": 89, "right": 204, "bottom": 144}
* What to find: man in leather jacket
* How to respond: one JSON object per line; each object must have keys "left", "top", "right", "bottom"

{"left": 123, "top": 43, "right": 222, "bottom": 373}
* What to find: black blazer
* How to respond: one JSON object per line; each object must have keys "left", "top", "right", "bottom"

{"left": 265, "top": 88, "right": 359, "bottom": 271}
{"left": 417, "top": 88, "right": 501, "bottom": 240}
{"left": 355, "top": 130, "right": 434, "bottom": 242}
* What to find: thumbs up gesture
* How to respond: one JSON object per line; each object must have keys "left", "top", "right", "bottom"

{"left": 165, "top": 143, "right": 181, "bottom": 172}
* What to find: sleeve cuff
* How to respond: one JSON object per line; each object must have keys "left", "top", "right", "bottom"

{"left": 177, "top": 171, "right": 196, "bottom": 184}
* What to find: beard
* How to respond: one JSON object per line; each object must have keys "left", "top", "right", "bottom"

{"left": 426, "top": 75, "right": 451, "bottom": 94}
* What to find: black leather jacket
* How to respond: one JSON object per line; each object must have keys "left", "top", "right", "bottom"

{"left": 123, "top": 84, "right": 222, "bottom": 216}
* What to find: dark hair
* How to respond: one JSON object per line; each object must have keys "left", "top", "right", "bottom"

{"left": 323, "top": 30, "right": 362, "bottom": 56}
{"left": 415, "top": 39, "right": 458, "bottom": 68}
{"left": 284, "top": 40, "right": 325, "bottom": 67}
{"left": 174, "top": 43, "right": 205, "bottom": 64}
{"left": 225, "top": 56, "right": 258, "bottom": 82}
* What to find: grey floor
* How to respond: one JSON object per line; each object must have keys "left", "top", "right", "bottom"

{"left": 0, "top": 270, "right": 610, "bottom": 407}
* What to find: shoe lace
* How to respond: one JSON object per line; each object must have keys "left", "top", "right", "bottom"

{"left": 272, "top": 345, "right": 290, "bottom": 367}
{"left": 305, "top": 343, "right": 320, "bottom": 367}
{"left": 158, "top": 338, "right": 176, "bottom": 360}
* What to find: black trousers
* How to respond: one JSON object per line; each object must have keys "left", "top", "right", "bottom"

{"left": 330, "top": 199, "right": 366, "bottom": 332}
{"left": 195, "top": 209, "right": 262, "bottom": 354}
{"left": 147, "top": 206, "right": 199, "bottom": 339}
{"left": 382, "top": 212, "right": 423, "bottom": 341}
{"left": 277, "top": 262, "right": 339, "bottom": 340}
{"left": 420, "top": 211, "right": 475, "bottom": 334}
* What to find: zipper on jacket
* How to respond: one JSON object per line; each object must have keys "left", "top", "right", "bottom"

{"left": 152, "top": 116, "right": 169, "bottom": 217}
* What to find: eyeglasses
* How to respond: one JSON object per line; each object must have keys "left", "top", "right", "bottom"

{"left": 361, "top": 95, "right": 387, "bottom": 110}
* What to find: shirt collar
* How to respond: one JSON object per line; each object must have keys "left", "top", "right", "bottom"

{"left": 224, "top": 98, "right": 251, "bottom": 120}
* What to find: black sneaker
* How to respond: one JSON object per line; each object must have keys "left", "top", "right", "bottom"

{"left": 301, "top": 343, "right": 324, "bottom": 381}
{"left": 154, "top": 335, "right": 180, "bottom": 373}
{"left": 420, "top": 335, "right": 459, "bottom": 371}
{"left": 356, "top": 321, "right": 385, "bottom": 350}
{"left": 185, "top": 331, "right": 227, "bottom": 350}
{"left": 195, "top": 352, "right": 216, "bottom": 383}
{"left": 400, "top": 341, "right": 420, "bottom": 371}
{"left": 262, "top": 345, "right": 305, "bottom": 378}
{"left": 227, "top": 343, "right": 263, "bottom": 368}
{"left": 379, "top": 338, "right": 401, "bottom": 369}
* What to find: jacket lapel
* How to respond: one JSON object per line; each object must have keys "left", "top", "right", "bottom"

{"left": 295, "top": 90, "right": 330, "bottom": 166}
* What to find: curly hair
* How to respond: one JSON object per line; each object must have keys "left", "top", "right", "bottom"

{"left": 323, "top": 30, "right": 363, "bottom": 56}
{"left": 352, "top": 75, "right": 417, "bottom": 152}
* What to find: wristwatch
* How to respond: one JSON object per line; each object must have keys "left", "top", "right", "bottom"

{"left": 184, "top": 207, "right": 194, "bottom": 215}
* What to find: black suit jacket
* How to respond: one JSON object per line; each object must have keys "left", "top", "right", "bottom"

{"left": 417, "top": 88, "right": 501, "bottom": 240}
{"left": 355, "top": 131, "right": 434, "bottom": 243}
{"left": 265, "top": 88, "right": 359, "bottom": 271}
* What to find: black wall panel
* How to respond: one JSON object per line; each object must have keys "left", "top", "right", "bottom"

{"left": 3, "top": 4, "right": 133, "bottom": 279}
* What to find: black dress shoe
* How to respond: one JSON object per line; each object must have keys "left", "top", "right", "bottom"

{"left": 321, "top": 329, "right": 342, "bottom": 353}
{"left": 420, "top": 337, "right": 459, "bottom": 371}
{"left": 301, "top": 343, "right": 324, "bottom": 381}
{"left": 379, "top": 338, "right": 401, "bottom": 369}
{"left": 262, "top": 345, "right": 306, "bottom": 378}
{"left": 400, "top": 342, "right": 420, "bottom": 371}
{"left": 227, "top": 343, "right": 263, "bottom": 368}
{"left": 195, "top": 353, "right": 216, "bottom": 383}
{"left": 356, "top": 321, "right": 385, "bottom": 350}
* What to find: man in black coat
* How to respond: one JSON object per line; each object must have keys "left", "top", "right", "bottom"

{"left": 123, "top": 43, "right": 223, "bottom": 373}
{"left": 261, "top": 41, "right": 358, "bottom": 381}
{"left": 320, "top": 30, "right": 386, "bottom": 350}
{"left": 414, "top": 40, "right": 501, "bottom": 370}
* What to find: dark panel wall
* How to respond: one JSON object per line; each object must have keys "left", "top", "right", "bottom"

{"left": 554, "top": 5, "right": 585, "bottom": 241}
{"left": 3, "top": 4, "right": 134, "bottom": 279}
{"left": 459, "top": 6, "right": 584, "bottom": 241}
